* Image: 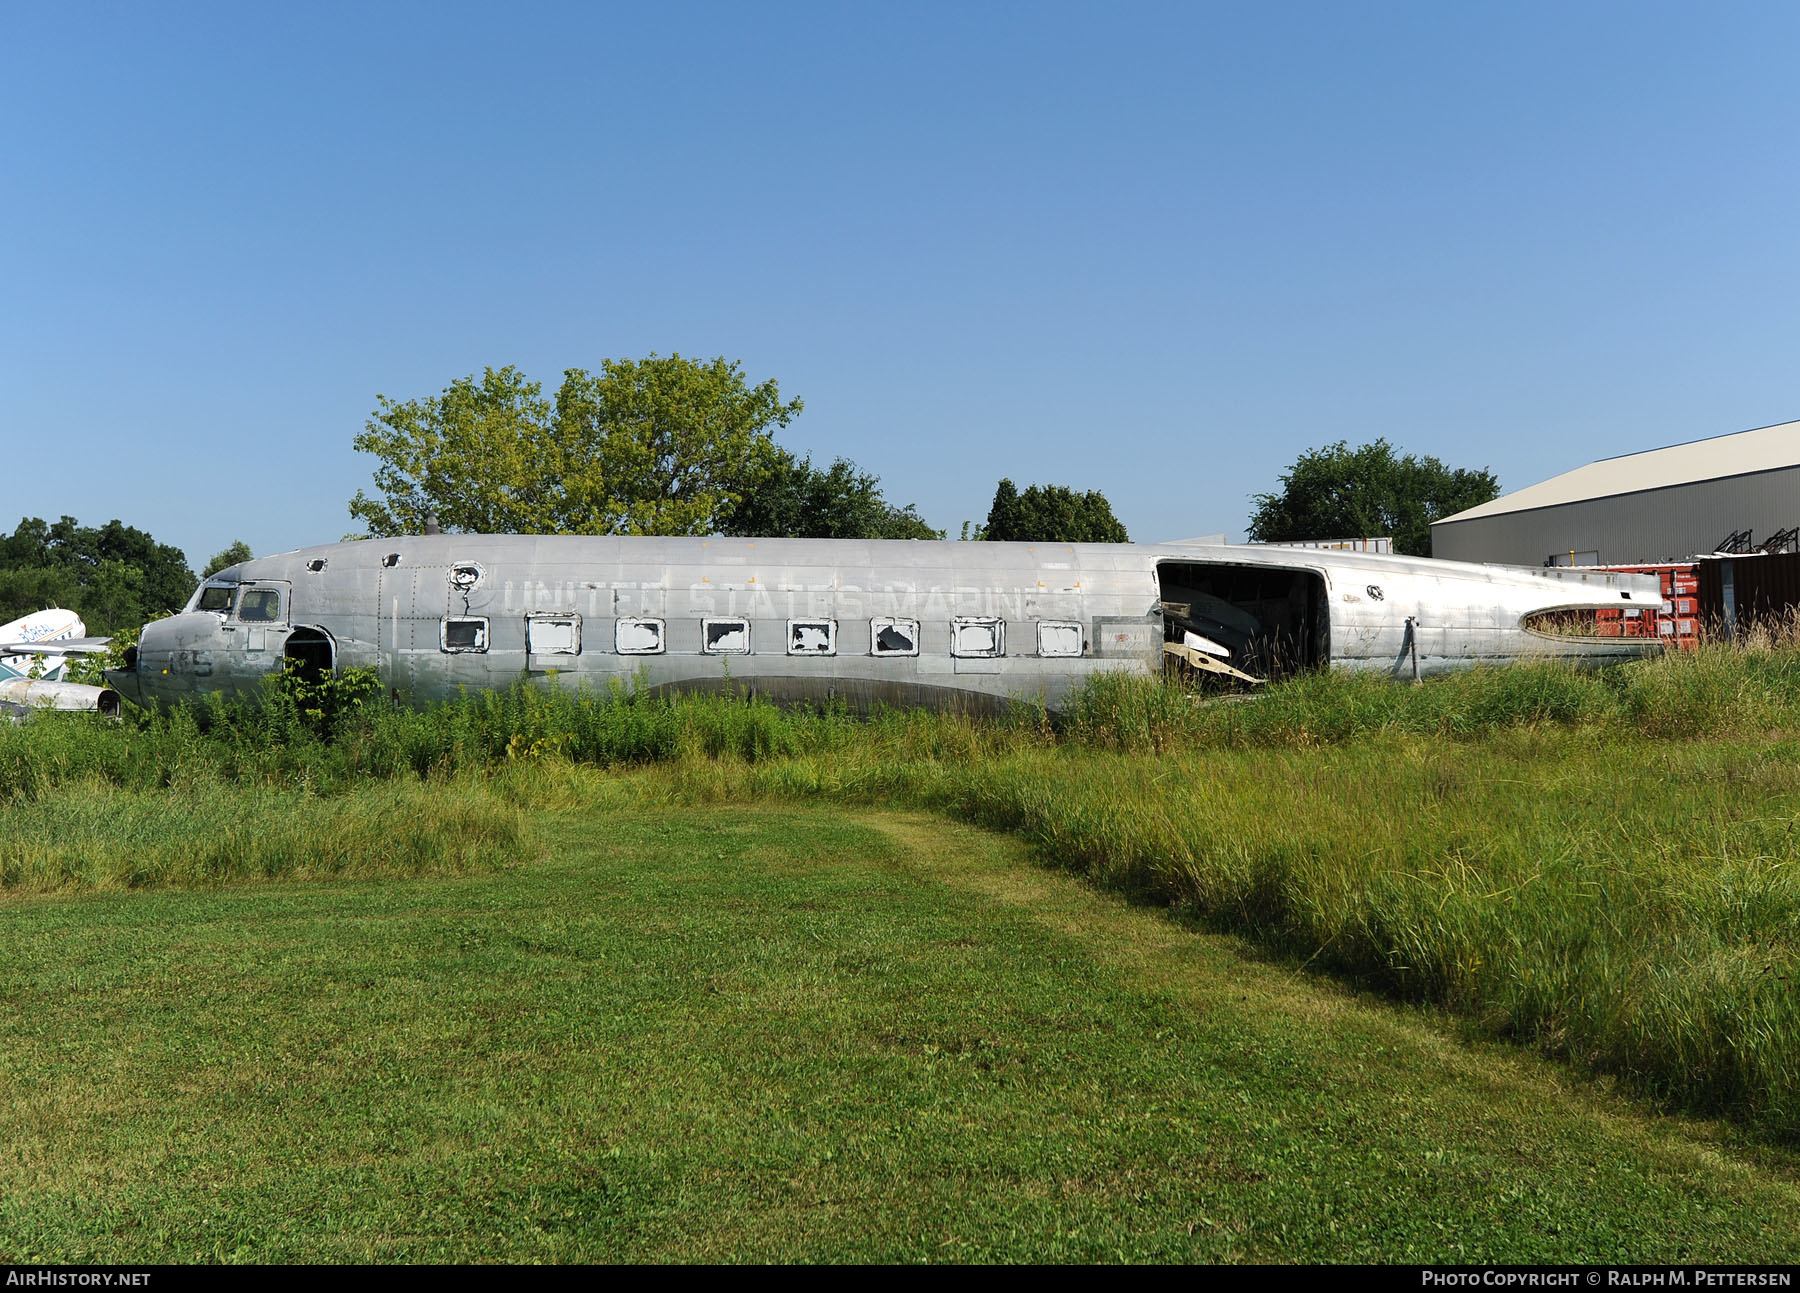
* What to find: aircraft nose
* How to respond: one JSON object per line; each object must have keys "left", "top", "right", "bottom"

{"left": 110, "top": 618, "right": 177, "bottom": 710}
{"left": 103, "top": 666, "right": 142, "bottom": 708}
{"left": 103, "top": 628, "right": 146, "bottom": 707}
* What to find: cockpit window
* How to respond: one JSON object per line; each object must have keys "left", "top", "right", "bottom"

{"left": 196, "top": 585, "right": 234, "bottom": 613}
{"left": 238, "top": 589, "right": 283, "bottom": 623}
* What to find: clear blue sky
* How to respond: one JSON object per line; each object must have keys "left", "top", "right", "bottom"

{"left": 5, "top": 1, "right": 1797, "bottom": 570}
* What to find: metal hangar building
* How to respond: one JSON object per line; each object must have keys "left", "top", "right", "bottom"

{"left": 1431, "top": 419, "right": 1800, "bottom": 568}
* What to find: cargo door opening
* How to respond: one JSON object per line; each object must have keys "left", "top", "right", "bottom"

{"left": 1156, "top": 561, "right": 1328, "bottom": 682}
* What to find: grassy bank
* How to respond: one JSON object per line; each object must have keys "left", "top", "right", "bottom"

{"left": 5, "top": 647, "right": 1800, "bottom": 1138}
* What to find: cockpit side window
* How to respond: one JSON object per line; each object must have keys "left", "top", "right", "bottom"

{"left": 195, "top": 585, "right": 235, "bottom": 613}
{"left": 238, "top": 588, "right": 283, "bottom": 623}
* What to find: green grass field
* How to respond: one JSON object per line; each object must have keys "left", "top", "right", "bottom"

{"left": 5, "top": 652, "right": 1800, "bottom": 1260}
{"left": 3, "top": 799, "right": 1797, "bottom": 1262}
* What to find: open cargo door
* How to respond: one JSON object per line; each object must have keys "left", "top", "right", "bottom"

{"left": 1156, "top": 560, "right": 1328, "bottom": 681}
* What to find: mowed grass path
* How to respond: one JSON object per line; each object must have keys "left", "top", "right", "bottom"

{"left": 2, "top": 804, "right": 1796, "bottom": 1262}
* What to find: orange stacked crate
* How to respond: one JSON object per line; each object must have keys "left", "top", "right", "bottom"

{"left": 1595, "top": 562, "right": 1700, "bottom": 650}
{"left": 1670, "top": 567, "right": 1700, "bottom": 643}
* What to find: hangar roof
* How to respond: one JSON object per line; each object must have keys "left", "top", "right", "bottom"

{"left": 1436, "top": 419, "right": 1800, "bottom": 526}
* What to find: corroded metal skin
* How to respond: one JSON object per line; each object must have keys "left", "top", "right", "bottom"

{"left": 0, "top": 677, "right": 122, "bottom": 717}
{"left": 109, "top": 536, "right": 1664, "bottom": 714}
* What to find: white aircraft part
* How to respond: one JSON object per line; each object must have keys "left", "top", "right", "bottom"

{"left": 0, "top": 654, "right": 61, "bottom": 681}
{"left": 788, "top": 620, "right": 835, "bottom": 655}
{"left": 527, "top": 613, "right": 581, "bottom": 655}
{"left": 112, "top": 535, "right": 1666, "bottom": 716}
{"left": 951, "top": 617, "right": 1004, "bottom": 658}
{"left": 1037, "top": 621, "right": 1084, "bottom": 658}
{"left": 702, "top": 618, "right": 750, "bottom": 654}
{"left": 1162, "top": 642, "right": 1263, "bottom": 684}
{"left": 0, "top": 677, "right": 121, "bottom": 717}
{"left": 870, "top": 617, "right": 919, "bottom": 656}
{"left": 615, "top": 618, "right": 664, "bottom": 654}
{"left": 0, "top": 608, "right": 89, "bottom": 681}
{"left": 1182, "top": 630, "right": 1230, "bottom": 658}
{"left": 0, "top": 608, "right": 84, "bottom": 644}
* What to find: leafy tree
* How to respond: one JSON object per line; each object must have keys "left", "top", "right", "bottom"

{"left": 272, "top": 659, "right": 381, "bottom": 739}
{"left": 75, "top": 519, "right": 193, "bottom": 616}
{"left": 721, "top": 452, "right": 941, "bottom": 540}
{"left": 349, "top": 366, "right": 556, "bottom": 537}
{"left": 0, "top": 515, "right": 194, "bottom": 632}
{"left": 0, "top": 517, "right": 52, "bottom": 569}
{"left": 203, "top": 541, "right": 253, "bottom": 577}
{"left": 0, "top": 566, "right": 82, "bottom": 625}
{"left": 349, "top": 356, "right": 803, "bottom": 537}
{"left": 1246, "top": 439, "right": 1499, "bottom": 557}
{"left": 82, "top": 560, "right": 148, "bottom": 632}
{"left": 980, "top": 479, "right": 1130, "bottom": 544}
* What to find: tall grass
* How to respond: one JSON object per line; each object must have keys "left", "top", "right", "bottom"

{"left": 677, "top": 733, "right": 1800, "bottom": 1136}
{"left": 1063, "top": 646, "right": 1800, "bottom": 749}
{"left": 0, "top": 775, "right": 531, "bottom": 894}
{"left": 0, "top": 676, "right": 1044, "bottom": 805}
{"left": 6, "top": 647, "right": 1800, "bottom": 1135}
{"left": 11, "top": 644, "right": 1800, "bottom": 806}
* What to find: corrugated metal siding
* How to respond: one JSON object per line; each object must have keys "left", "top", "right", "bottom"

{"left": 1697, "top": 553, "right": 1800, "bottom": 624}
{"left": 1431, "top": 465, "right": 1800, "bottom": 567}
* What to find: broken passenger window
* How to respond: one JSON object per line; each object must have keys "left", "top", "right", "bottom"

{"left": 196, "top": 585, "right": 235, "bottom": 613}
{"left": 238, "top": 588, "right": 283, "bottom": 623}
{"left": 787, "top": 619, "right": 836, "bottom": 656}
{"left": 870, "top": 617, "right": 919, "bottom": 656}
{"left": 950, "top": 616, "right": 1004, "bottom": 658}
{"left": 615, "top": 617, "right": 665, "bottom": 655}
{"left": 1036, "top": 620, "right": 1084, "bottom": 657}
{"left": 527, "top": 613, "right": 581, "bottom": 655}
{"left": 441, "top": 617, "right": 489, "bottom": 653}
{"left": 702, "top": 617, "right": 750, "bottom": 655}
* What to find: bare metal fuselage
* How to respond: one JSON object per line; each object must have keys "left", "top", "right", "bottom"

{"left": 106, "top": 536, "right": 1663, "bottom": 713}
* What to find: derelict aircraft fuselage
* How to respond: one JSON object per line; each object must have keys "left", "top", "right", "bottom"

{"left": 101, "top": 535, "right": 1663, "bottom": 714}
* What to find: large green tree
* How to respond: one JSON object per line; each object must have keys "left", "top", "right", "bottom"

{"left": 202, "top": 541, "right": 253, "bottom": 577}
{"left": 349, "top": 356, "right": 803, "bottom": 537}
{"left": 0, "top": 567, "right": 82, "bottom": 626}
{"left": 980, "top": 479, "right": 1130, "bottom": 544}
{"left": 1246, "top": 439, "right": 1499, "bottom": 557}
{"left": 0, "top": 516, "right": 194, "bottom": 632}
{"left": 721, "top": 452, "right": 941, "bottom": 540}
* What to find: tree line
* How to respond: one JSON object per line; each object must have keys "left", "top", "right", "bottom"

{"left": 0, "top": 522, "right": 256, "bottom": 633}
{"left": 3, "top": 354, "right": 1495, "bottom": 635}
{"left": 346, "top": 356, "right": 1133, "bottom": 546}
{"left": 347, "top": 355, "right": 1492, "bottom": 555}
{"left": 0, "top": 517, "right": 194, "bottom": 634}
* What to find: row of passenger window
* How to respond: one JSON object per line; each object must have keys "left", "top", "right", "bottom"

{"left": 441, "top": 614, "right": 1087, "bottom": 659}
